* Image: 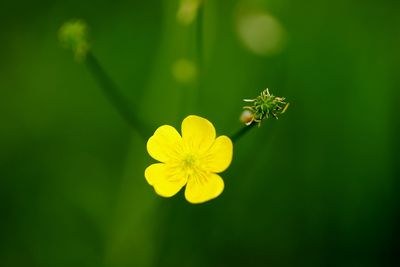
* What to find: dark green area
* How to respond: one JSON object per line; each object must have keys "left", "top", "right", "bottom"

{"left": 1, "top": 0, "right": 399, "bottom": 266}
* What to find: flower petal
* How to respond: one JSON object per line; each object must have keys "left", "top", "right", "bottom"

{"left": 147, "top": 125, "right": 183, "bottom": 163}
{"left": 202, "top": 135, "right": 233, "bottom": 173}
{"left": 181, "top": 115, "right": 216, "bottom": 154}
{"left": 145, "top": 163, "right": 187, "bottom": 197}
{"left": 184, "top": 172, "right": 224, "bottom": 204}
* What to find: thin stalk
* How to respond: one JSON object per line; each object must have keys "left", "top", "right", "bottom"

{"left": 230, "top": 123, "right": 256, "bottom": 143}
{"left": 196, "top": 3, "right": 204, "bottom": 71}
{"left": 191, "top": 1, "right": 204, "bottom": 114}
{"left": 85, "top": 52, "right": 151, "bottom": 140}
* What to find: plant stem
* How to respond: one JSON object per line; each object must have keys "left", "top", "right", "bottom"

{"left": 230, "top": 123, "right": 256, "bottom": 143}
{"left": 196, "top": 3, "right": 203, "bottom": 71}
{"left": 85, "top": 52, "right": 151, "bottom": 139}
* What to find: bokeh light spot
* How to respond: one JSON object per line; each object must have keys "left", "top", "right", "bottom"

{"left": 171, "top": 58, "right": 197, "bottom": 84}
{"left": 176, "top": 0, "right": 202, "bottom": 25}
{"left": 236, "top": 12, "right": 287, "bottom": 56}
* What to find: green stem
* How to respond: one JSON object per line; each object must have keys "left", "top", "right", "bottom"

{"left": 230, "top": 123, "right": 256, "bottom": 143}
{"left": 85, "top": 52, "right": 151, "bottom": 139}
{"left": 182, "top": 1, "right": 204, "bottom": 115}
{"left": 196, "top": 3, "right": 203, "bottom": 70}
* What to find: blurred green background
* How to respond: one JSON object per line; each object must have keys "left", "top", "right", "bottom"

{"left": 1, "top": 0, "right": 399, "bottom": 266}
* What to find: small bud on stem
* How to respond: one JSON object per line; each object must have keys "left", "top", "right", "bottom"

{"left": 231, "top": 88, "right": 289, "bottom": 143}
{"left": 58, "top": 19, "right": 90, "bottom": 61}
{"left": 242, "top": 88, "right": 289, "bottom": 126}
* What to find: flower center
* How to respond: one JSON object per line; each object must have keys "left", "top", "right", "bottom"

{"left": 182, "top": 154, "right": 196, "bottom": 168}
{"left": 179, "top": 152, "right": 209, "bottom": 179}
{"left": 181, "top": 153, "right": 204, "bottom": 176}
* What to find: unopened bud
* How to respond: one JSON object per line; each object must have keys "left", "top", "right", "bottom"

{"left": 242, "top": 88, "right": 289, "bottom": 126}
{"left": 59, "top": 19, "right": 90, "bottom": 61}
{"left": 240, "top": 110, "right": 254, "bottom": 125}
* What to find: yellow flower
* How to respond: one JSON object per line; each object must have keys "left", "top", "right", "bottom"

{"left": 145, "top": 115, "right": 233, "bottom": 204}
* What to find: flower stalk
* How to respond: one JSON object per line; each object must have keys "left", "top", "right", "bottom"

{"left": 85, "top": 52, "right": 151, "bottom": 139}
{"left": 196, "top": 2, "right": 204, "bottom": 70}
{"left": 59, "top": 20, "right": 151, "bottom": 139}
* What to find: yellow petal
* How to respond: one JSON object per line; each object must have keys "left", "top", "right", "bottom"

{"left": 202, "top": 135, "right": 233, "bottom": 173}
{"left": 147, "top": 125, "right": 183, "bottom": 163}
{"left": 181, "top": 115, "right": 216, "bottom": 154}
{"left": 184, "top": 172, "right": 224, "bottom": 204}
{"left": 145, "top": 163, "right": 187, "bottom": 197}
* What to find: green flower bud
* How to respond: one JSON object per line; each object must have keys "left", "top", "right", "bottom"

{"left": 242, "top": 88, "right": 289, "bottom": 126}
{"left": 58, "top": 19, "right": 90, "bottom": 61}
